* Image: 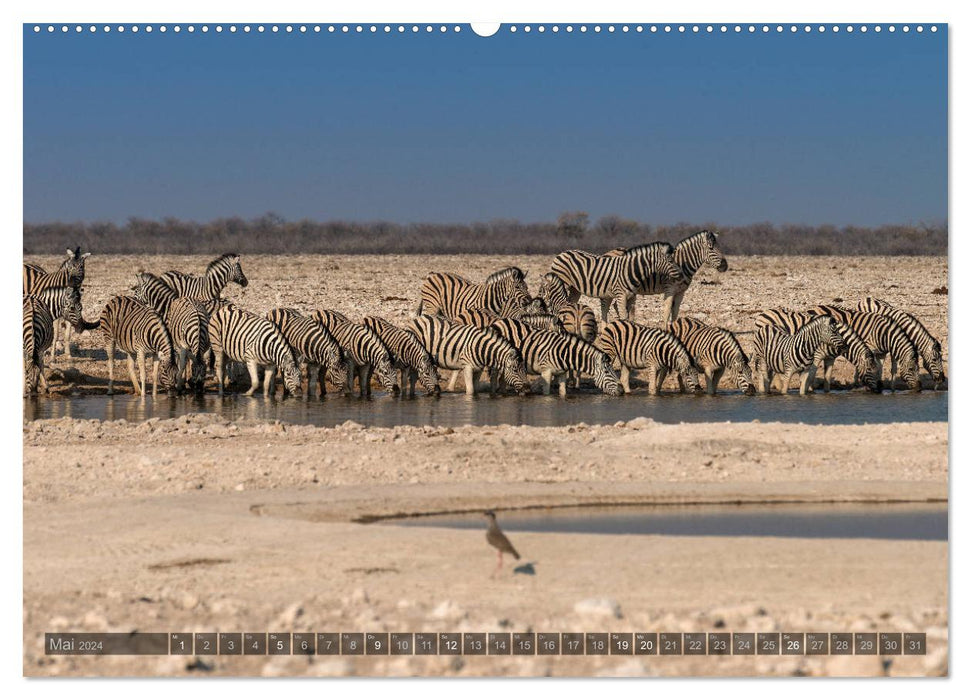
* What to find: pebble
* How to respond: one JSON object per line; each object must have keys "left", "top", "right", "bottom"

{"left": 626, "top": 417, "right": 655, "bottom": 430}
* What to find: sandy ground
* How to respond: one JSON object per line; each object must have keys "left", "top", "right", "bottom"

{"left": 23, "top": 254, "right": 949, "bottom": 677}
{"left": 23, "top": 416, "right": 947, "bottom": 677}
{"left": 29, "top": 254, "right": 948, "bottom": 393}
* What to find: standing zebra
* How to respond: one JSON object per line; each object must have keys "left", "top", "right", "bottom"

{"left": 489, "top": 318, "right": 622, "bottom": 396}
{"left": 416, "top": 267, "right": 531, "bottom": 320}
{"left": 809, "top": 305, "right": 920, "bottom": 392}
{"left": 23, "top": 247, "right": 91, "bottom": 358}
{"left": 407, "top": 315, "right": 529, "bottom": 396}
{"left": 596, "top": 320, "right": 701, "bottom": 395}
{"left": 668, "top": 317, "right": 755, "bottom": 395}
{"left": 23, "top": 297, "right": 55, "bottom": 395}
{"left": 604, "top": 231, "right": 729, "bottom": 323}
{"left": 312, "top": 310, "right": 399, "bottom": 397}
{"left": 99, "top": 296, "right": 179, "bottom": 396}
{"left": 207, "top": 305, "right": 301, "bottom": 397}
{"left": 755, "top": 308, "right": 880, "bottom": 393}
{"left": 549, "top": 243, "right": 684, "bottom": 323}
{"left": 363, "top": 316, "right": 441, "bottom": 397}
{"left": 160, "top": 253, "right": 249, "bottom": 301}
{"left": 130, "top": 272, "right": 210, "bottom": 393}
{"left": 752, "top": 315, "right": 845, "bottom": 395}
{"left": 857, "top": 297, "right": 946, "bottom": 389}
{"left": 266, "top": 308, "right": 349, "bottom": 397}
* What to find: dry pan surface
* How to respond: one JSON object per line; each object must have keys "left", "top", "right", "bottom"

{"left": 31, "top": 254, "right": 948, "bottom": 393}
{"left": 24, "top": 416, "right": 947, "bottom": 677}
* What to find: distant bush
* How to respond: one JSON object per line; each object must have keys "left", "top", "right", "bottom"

{"left": 22, "top": 214, "right": 947, "bottom": 256}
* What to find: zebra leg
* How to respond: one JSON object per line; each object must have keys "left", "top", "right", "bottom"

{"left": 447, "top": 369, "right": 461, "bottom": 392}
{"left": 214, "top": 352, "right": 225, "bottom": 396}
{"left": 780, "top": 371, "right": 795, "bottom": 395}
{"left": 264, "top": 365, "right": 278, "bottom": 398}
{"left": 556, "top": 372, "right": 568, "bottom": 397}
{"left": 619, "top": 365, "right": 632, "bottom": 394}
{"left": 106, "top": 340, "right": 115, "bottom": 395}
{"left": 409, "top": 369, "right": 418, "bottom": 398}
{"left": 244, "top": 360, "right": 260, "bottom": 396}
{"left": 799, "top": 366, "right": 817, "bottom": 395}
{"left": 305, "top": 363, "right": 315, "bottom": 399}
{"left": 152, "top": 357, "right": 161, "bottom": 396}
{"left": 655, "top": 367, "right": 669, "bottom": 395}
{"left": 540, "top": 369, "right": 553, "bottom": 396}
{"left": 822, "top": 359, "right": 834, "bottom": 392}
{"left": 889, "top": 358, "right": 898, "bottom": 393}
{"left": 625, "top": 295, "right": 637, "bottom": 321}
{"left": 139, "top": 350, "right": 149, "bottom": 396}
{"left": 709, "top": 368, "right": 724, "bottom": 395}
{"left": 344, "top": 363, "right": 356, "bottom": 396}
{"left": 464, "top": 365, "right": 477, "bottom": 396}
{"left": 63, "top": 322, "right": 73, "bottom": 359}
{"left": 125, "top": 354, "right": 140, "bottom": 395}
{"left": 36, "top": 352, "right": 48, "bottom": 394}
{"left": 176, "top": 348, "right": 188, "bottom": 393}
{"left": 361, "top": 365, "right": 374, "bottom": 397}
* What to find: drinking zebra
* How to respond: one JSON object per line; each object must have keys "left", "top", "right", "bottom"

{"left": 549, "top": 242, "right": 684, "bottom": 323}
{"left": 489, "top": 318, "right": 622, "bottom": 396}
{"left": 207, "top": 305, "right": 301, "bottom": 397}
{"left": 604, "top": 231, "right": 728, "bottom": 322}
{"left": 363, "top": 316, "right": 442, "bottom": 397}
{"left": 160, "top": 253, "right": 249, "bottom": 301}
{"left": 23, "top": 297, "right": 55, "bottom": 395}
{"left": 808, "top": 305, "right": 920, "bottom": 392}
{"left": 536, "top": 273, "right": 598, "bottom": 343}
{"left": 752, "top": 315, "right": 845, "bottom": 395}
{"left": 857, "top": 297, "right": 946, "bottom": 389}
{"left": 755, "top": 308, "right": 880, "bottom": 393}
{"left": 668, "top": 317, "right": 755, "bottom": 395}
{"left": 23, "top": 247, "right": 91, "bottom": 359}
{"left": 99, "top": 296, "right": 179, "bottom": 396}
{"left": 596, "top": 320, "right": 701, "bottom": 394}
{"left": 407, "top": 315, "right": 529, "bottom": 396}
{"left": 130, "top": 272, "right": 211, "bottom": 393}
{"left": 266, "top": 308, "right": 349, "bottom": 397}
{"left": 416, "top": 267, "right": 530, "bottom": 320}
{"left": 312, "top": 310, "right": 399, "bottom": 397}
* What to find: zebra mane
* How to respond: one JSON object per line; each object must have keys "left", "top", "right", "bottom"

{"left": 621, "top": 242, "right": 675, "bottom": 258}
{"left": 676, "top": 229, "right": 718, "bottom": 250}
{"left": 486, "top": 267, "right": 526, "bottom": 284}
{"left": 207, "top": 253, "right": 240, "bottom": 272}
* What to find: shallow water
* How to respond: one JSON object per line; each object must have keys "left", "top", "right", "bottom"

{"left": 393, "top": 503, "right": 947, "bottom": 541}
{"left": 23, "top": 390, "right": 946, "bottom": 428}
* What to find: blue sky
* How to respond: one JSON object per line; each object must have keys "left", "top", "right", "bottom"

{"left": 23, "top": 25, "right": 947, "bottom": 226}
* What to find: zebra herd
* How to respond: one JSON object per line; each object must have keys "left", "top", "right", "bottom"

{"left": 22, "top": 231, "right": 946, "bottom": 399}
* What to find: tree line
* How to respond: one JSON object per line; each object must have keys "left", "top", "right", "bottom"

{"left": 23, "top": 212, "right": 947, "bottom": 256}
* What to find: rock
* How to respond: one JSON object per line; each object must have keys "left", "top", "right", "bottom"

{"left": 178, "top": 593, "right": 199, "bottom": 610}
{"left": 574, "top": 598, "right": 623, "bottom": 619}
{"left": 626, "top": 417, "right": 654, "bottom": 430}
{"left": 430, "top": 600, "right": 466, "bottom": 620}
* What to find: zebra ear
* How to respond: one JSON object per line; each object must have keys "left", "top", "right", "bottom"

{"left": 65, "top": 249, "right": 75, "bottom": 258}
{"left": 81, "top": 253, "right": 92, "bottom": 259}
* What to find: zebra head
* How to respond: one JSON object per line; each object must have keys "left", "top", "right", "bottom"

{"left": 58, "top": 287, "right": 85, "bottom": 331}
{"left": 211, "top": 253, "right": 248, "bottom": 288}
{"left": 524, "top": 296, "right": 548, "bottom": 314}
{"left": 854, "top": 347, "right": 882, "bottom": 394}
{"left": 375, "top": 354, "right": 400, "bottom": 396}
{"left": 281, "top": 358, "right": 303, "bottom": 396}
{"left": 679, "top": 362, "right": 703, "bottom": 394}
{"left": 900, "top": 349, "right": 922, "bottom": 393}
{"left": 537, "top": 272, "right": 570, "bottom": 309}
{"left": 927, "top": 341, "right": 946, "bottom": 387}
{"left": 324, "top": 351, "right": 349, "bottom": 395}
{"left": 593, "top": 354, "right": 623, "bottom": 396}
{"left": 819, "top": 317, "right": 847, "bottom": 356}
{"left": 417, "top": 354, "right": 442, "bottom": 396}
{"left": 732, "top": 356, "right": 757, "bottom": 395}
{"left": 189, "top": 352, "right": 207, "bottom": 393}
{"left": 156, "top": 351, "right": 180, "bottom": 393}
{"left": 501, "top": 353, "right": 530, "bottom": 396}
{"left": 701, "top": 231, "right": 728, "bottom": 272}
{"left": 63, "top": 247, "right": 90, "bottom": 287}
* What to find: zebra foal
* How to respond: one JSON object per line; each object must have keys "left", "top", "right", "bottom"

{"left": 752, "top": 315, "right": 845, "bottom": 395}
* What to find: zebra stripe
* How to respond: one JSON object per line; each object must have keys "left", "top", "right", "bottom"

{"left": 207, "top": 305, "right": 301, "bottom": 397}
{"left": 99, "top": 296, "right": 179, "bottom": 396}
{"left": 363, "top": 316, "right": 441, "bottom": 397}
{"left": 417, "top": 267, "right": 531, "bottom": 320}
{"left": 537, "top": 272, "right": 598, "bottom": 343}
{"left": 160, "top": 253, "right": 249, "bottom": 301}
{"left": 265, "top": 308, "right": 349, "bottom": 397}
{"left": 755, "top": 308, "right": 880, "bottom": 393}
{"left": 549, "top": 242, "right": 683, "bottom": 322}
{"left": 752, "top": 315, "right": 844, "bottom": 395}
{"left": 490, "top": 318, "right": 621, "bottom": 396}
{"left": 668, "top": 317, "right": 755, "bottom": 395}
{"left": 809, "top": 305, "right": 920, "bottom": 392}
{"left": 131, "top": 271, "right": 211, "bottom": 393}
{"left": 596, "top": 320, "right": 701, "bottom": 395}
{"left": 857, "top": 297, "right": 945, "bottom": 388}
{"left": 312, "top": 310, "right": 399, "bottom": 397}
{"left": 23, "top": 296, "right": 54, "bottom": 394}
{"left": 407, "top": 315, "right": 529, "bottom": 396}
{"left": 27, "top": 286, "right": 85, "bottom": 335}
